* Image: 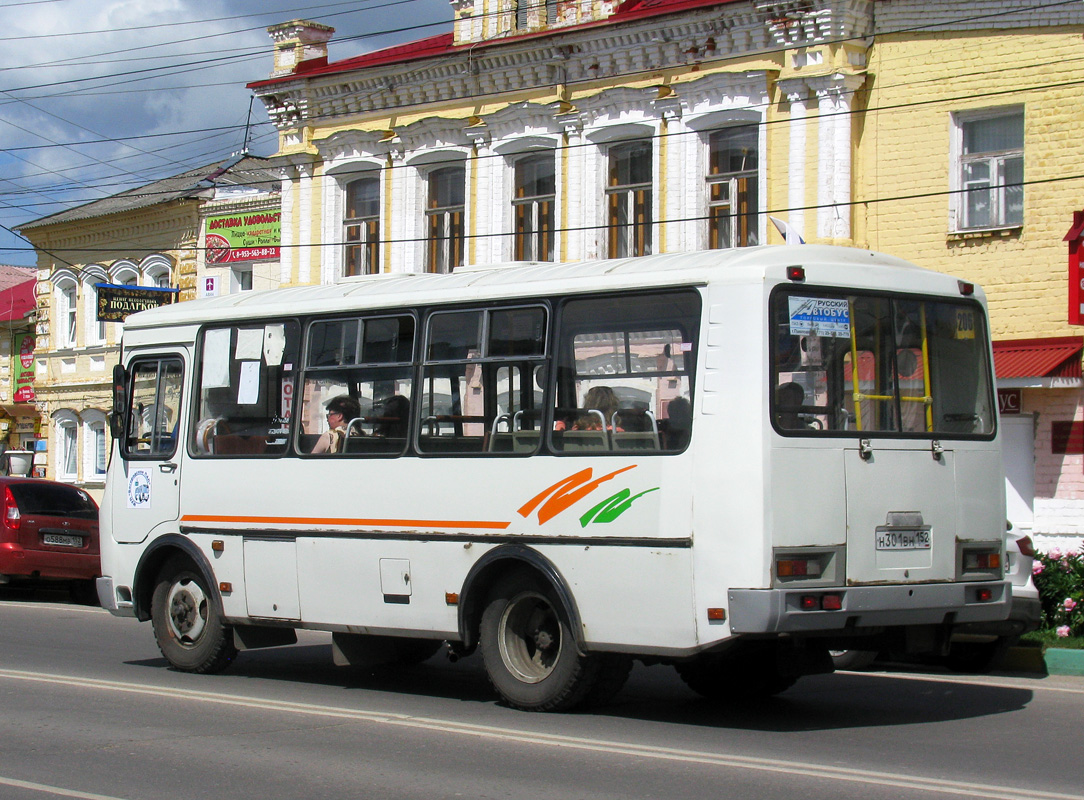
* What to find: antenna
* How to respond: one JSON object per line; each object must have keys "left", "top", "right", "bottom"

{"left": 242, "top": 96, "right": 255, "bottom": 155}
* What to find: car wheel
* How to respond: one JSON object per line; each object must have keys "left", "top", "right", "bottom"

{"left": 480, "top": 571, "right": 599, "bottom": 711}
{"left": 150, "top": 556, "right": 236, "bottom": 674}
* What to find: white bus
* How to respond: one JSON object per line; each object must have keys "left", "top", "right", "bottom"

{"left": 99, "top": 245, "right": 1009, "bottom": 711}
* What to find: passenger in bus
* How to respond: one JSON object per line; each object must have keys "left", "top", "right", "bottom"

{"left": 311, "top": 395, "right": 362, "bottom": 454}
{"left": 374, "top": 395, "right": 410, "bottom": 438}
{"left": 775, "top": 382, "right": 809, "bottom": 429}
{"left": 663, "top": 396, "right": 691, "bottom": 449}
{"left": 572, "top": 386, "right": 623, "bottom": 431}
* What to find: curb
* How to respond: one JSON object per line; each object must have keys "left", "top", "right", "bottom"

{"left": 1043, "top": 647, "right": 1084, "bottom": 677}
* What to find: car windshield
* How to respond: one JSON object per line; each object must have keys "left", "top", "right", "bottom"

{"left": 8, "top": 482, "right": 99, "bottom": 519}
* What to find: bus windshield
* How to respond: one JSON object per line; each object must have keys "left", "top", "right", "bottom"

{"left": 770, "top": 288, "right": 995, "bottom": 438}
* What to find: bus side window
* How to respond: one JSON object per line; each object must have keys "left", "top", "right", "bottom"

{"left": 419, "top": 306, "right": 547, "bottom": 456}
{"left": 123, "top": 357, "right": 183, "bottom": 459}
{"left": 299, "top": 314, "right": 415, "bottom": 456}
{"left": 552, "top": 291, "right": 699, "bottom": 454}
{"left": 191, "top": 322, "right": 300, "bottom": 457}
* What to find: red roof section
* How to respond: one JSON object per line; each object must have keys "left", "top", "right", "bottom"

{"left": 249, "top": 0, "right": 736, "bottom": 89}
{"left": 992, "top": 336, "right": 1083, "bottom": 380}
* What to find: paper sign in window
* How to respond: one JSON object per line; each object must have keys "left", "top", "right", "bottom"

{"left": 237, "top": 361, "right": 261, "bottom": 405}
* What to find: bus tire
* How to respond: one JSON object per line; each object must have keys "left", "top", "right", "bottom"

{"left": 480, "top": 572, "right": 598, "bottom": 712}
{"left": 150, "top": 556, "right": 236, "bottom": 674}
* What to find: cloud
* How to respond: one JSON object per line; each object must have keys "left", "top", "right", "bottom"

{"left": 0, "top": 0, "right": 452, "bottom": 265}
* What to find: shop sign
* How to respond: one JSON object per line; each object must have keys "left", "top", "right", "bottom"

{"left": 205, "top": 211, "right": 281, "bottom": 264}
{"left": 13, "top": 333, "right": 34, "bottom": 402}
{"left": 96, "top": 284, "right": 178, "bottom": 322}
{"left": 997, "top": 388, "right": 1022, "bottom": 415}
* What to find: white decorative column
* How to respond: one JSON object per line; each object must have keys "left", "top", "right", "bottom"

{"left": 786, "top": 87, "right": 808, "bottom": 242}
{"left": 812, "top": 74, "right": 864, "bottom": 242}
{"left": 296, "top": 161, "right": 315, "bottom": 284}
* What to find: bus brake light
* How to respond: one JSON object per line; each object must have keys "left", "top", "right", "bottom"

{"left": 777, "top": 558, "right": 822, "bottom": 578}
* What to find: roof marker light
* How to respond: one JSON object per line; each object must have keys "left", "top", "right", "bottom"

{"left": 787, "top": 266, "right": 805, "bottom": 282}
{"left": 958, "top": 280, "right": 974, "bottom": 296}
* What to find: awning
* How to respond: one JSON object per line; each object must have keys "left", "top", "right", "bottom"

{"left": 0, "top": 404, "right": 37, "bottom": 418}
{"left": 993, "top": 336, "right": 1083, "bottom": 388}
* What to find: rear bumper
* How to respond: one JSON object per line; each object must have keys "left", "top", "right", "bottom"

{"left": 953, "top": 593, "right": 1041, "bottom": 639}
{"left": 0, "top": 542, "right": 100, "bottom": 581}
{"left": 728, "top": 580, "right": 1011, "bottom": 634}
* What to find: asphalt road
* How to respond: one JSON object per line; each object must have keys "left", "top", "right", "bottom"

{"left": 1, "top": 588, "right": 1082, "bottom": 800}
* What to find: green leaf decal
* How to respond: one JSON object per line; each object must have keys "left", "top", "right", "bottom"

{"left": 579, "top": 486, "right": 659, "bottom": 527}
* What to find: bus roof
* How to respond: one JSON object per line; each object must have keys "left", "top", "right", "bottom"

{"left": 125, "top": 245, "right": 954, "bottom": 332}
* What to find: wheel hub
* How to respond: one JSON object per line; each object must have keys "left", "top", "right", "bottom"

{"left": 165, "top": 578, "right": 208, "bottom": 644}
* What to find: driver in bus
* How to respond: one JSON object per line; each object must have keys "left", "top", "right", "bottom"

{"left": 311, "top": 395, "right": 362, "bottom": 454}
{"left": 774, "top": 382, "right": 809, "bottom": 430}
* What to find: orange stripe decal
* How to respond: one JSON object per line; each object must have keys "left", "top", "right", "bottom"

{"left": 180, "top": 514, "right": 511, "bottom": 530}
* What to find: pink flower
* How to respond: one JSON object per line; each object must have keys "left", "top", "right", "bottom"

{"left": 1049, "top": 548, "right": 1063, "bottom": 561}
{"left": 1057, "top": 626, "right": 1071, "bottom": 638}
{"left": 1065, "top": 598, "right": 1079, "bottom": 612}
{"left": 1032, "top": 562, "right": 1045, "bottom": 575}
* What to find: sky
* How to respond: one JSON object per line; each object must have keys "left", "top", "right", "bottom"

{"left": 0, "top": 0, "right": 454, "bottom": 267}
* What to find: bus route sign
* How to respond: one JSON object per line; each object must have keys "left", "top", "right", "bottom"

{"left": 788, "top": 296, "right": 851, "bottom": 338}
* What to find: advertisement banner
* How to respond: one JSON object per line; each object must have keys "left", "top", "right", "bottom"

{"left": 205, "top": 211, "right": 281, "bottom": 264}
{"left": 13, "top": 333, "right": 34, "bottom": 403}
{"left": 96, "top": 284, "right": 178, "bottom": 322}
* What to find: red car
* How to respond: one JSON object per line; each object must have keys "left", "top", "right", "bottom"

{"left": 0, "top": 477, "right": 100, "bottom": 601}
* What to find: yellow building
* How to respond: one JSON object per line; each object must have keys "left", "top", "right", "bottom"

{"left": 17, "top": 158, "right": 283, "bottom": 497}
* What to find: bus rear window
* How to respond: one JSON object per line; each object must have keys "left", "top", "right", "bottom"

{"left": 770, "top": 290, "right": 995, "bottom": 438}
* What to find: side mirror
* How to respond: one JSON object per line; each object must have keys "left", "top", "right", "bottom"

{"left": 110, "top": 364, "right": 127, "bottom": 440}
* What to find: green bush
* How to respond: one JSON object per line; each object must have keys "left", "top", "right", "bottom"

{"left": 1032, "top": 547, "right": 1084, "bottom": 640}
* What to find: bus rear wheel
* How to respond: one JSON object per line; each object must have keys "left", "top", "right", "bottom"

{"left": 150, "top": 556, "right": 236, "bottom": 674}
{"left": 480, "top": 572, "right": 599, "bottom": 712}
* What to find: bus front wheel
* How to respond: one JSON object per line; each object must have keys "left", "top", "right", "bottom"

{"left": 150, "top": 556, "right": 237, "bottom": 674}
{"left": 480, "top": 572, "right": 598, "bottom": 712}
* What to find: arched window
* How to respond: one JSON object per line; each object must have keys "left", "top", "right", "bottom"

{"left": 512, "top": 153, "right": 555, "bottom": 261}
{"left": 83, "top": 268, "right": 108, "bottom": 346}
{"left": 53, "top": 410, "right": 79, "bottom": 482}
{"left": 54, "top": 274, "right": 77, "bottom": 349}
{"left": 606, "top": 140, "right": 652, "bottom": 258}
{"left": 140, "top": 255, "right": 173, "bottom": 288}
{"left": 344, "top": 175, "right": 381, "bottom": 277}
{"left": 426, "top": 166, "right": 466, "bottom": 274}
{"left": 83, "top": 410, "right": 108, "bottom": 481}
{"left": 707, "top": 126, "right": 759, "bottom": 249}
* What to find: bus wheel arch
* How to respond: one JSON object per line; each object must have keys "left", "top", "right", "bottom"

{"left": 132, "top": 534, "right": 217, "bottom": 622}
{"left": 458, "top": 545, "right": 584, "bottom": 655}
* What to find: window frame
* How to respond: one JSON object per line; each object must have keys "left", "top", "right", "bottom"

{"left": 950, "top": 107, "right": 1024, "bottom": 233}
{"left": 425, "top": 165, "right": 466, "bottom": 274}
{"left": 512, "top": 153, "right": 556, "bottom": 262}
{"left": 706, "top": 125, "right": 759, "bottom": 249}
{"left": 605, "top": 140, "right": 653, "bottom": 259}
{"left": 344, "top": 174, "right": 381, "bottom": 277}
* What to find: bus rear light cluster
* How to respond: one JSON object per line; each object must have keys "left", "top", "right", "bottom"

{"left": 777, "top": 558, "right": 822, "bottom": 578}
{"left": 963, "top": 551, "right": 1000, "bottom": 571}
{"left": 799, "top": 593, "right": 843, "bottom": 611}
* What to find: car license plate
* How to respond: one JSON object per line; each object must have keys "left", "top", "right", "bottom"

{"left": 42, "top": 533, "right": 83, "bottom": 548}
{"left": 876, "top": 529, "right": 931, "bottom": 550}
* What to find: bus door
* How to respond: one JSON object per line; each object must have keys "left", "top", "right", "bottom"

{"left": 111, "top": 354, "right": 187, "bottom": 544}
{"left": 843, "top": 444, "right": 958, "bottom": 584}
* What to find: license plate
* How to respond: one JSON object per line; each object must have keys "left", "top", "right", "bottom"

{"left": 876, "top": 529, "right": 931, "bottom": 550}
{"left": 42, "top": 533, "right": 83, "bottom": 548}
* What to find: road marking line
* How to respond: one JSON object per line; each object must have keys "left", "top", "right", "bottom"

{"left": 0, "top": 602, "right": 105, "bottom": 614}
{"left": 0, "top": 668, "right": 1080, "bottom": 800}
{"left": 843, "top": 669, "right": 1084, "bottom": 696}
{"left": 0, "top": 775, "right": 129, "bottom": 800}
